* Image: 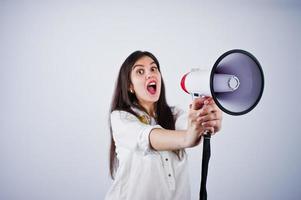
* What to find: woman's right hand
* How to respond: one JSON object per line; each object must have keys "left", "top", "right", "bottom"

{"left": 184, "top": 97, "right": 212, "bottom": 148}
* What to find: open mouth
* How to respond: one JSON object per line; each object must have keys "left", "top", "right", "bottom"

{"left": 147, "top": 81, "right": 157, "bottom": 95}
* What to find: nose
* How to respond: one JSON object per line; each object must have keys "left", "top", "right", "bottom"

{"left": 146, "top": 70, "right": 154, "bottom": 80}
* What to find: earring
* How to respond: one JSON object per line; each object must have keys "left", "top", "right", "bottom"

{"left": 130, "top": 89, "right": 134, "bottom": 93}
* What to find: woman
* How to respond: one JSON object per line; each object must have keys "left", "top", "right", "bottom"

{"left": 106, "top": 51, "right": 222, "bottom": 200}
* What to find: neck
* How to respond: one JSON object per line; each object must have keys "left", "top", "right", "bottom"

{"left": 138, "top": 101, "right": 156, "bottom": 117}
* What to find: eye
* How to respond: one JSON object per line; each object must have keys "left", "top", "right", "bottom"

{"left": 137, "top": 68, "right": 144, "bottom": 75}
{"left": 151, "top": 66, "right": 158, "bottom": 72}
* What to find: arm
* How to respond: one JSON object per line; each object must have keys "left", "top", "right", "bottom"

{"left": 149, "top": 129, "right": 188, "bottom": 151}
{"left": 149, "top": 97, "right": 223, "bottom": 151}
{"left": 149, "top": 98, "right": 208, "bottom": 151}
{"left": 111, "top": 98, "right": 222, "bottom": 152}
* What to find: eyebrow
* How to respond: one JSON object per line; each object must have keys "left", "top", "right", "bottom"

{"left": 132, "top": 61, "right": 156, "bottom": 70}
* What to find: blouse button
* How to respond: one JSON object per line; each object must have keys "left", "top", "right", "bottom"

{"left": 168, "top": 174, "right": 171, "bottom": 177}
{"left": 165, "top": 158, "right": 168, "bottom": 161}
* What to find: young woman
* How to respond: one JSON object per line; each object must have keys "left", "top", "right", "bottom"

{"left": 105, "top": 51, "right": 222, "bottom": 200}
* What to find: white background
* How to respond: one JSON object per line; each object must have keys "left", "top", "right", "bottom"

{"left": 1, "top": 0, "right": 300, "bottom": 199}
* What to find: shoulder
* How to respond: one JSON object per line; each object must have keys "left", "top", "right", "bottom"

{"left": 170, "top": 106, "right": 188, "bottom": 130}
{"left": 110, "top": 110, "right": 139, "bottom": 122}
{"left": 170, "top": 106, "right": 186, "bottom": 119}
{"left": 170, "top": 106, "right": 185, "bottom": 116}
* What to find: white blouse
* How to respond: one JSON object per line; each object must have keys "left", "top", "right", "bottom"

{"left": 105, "top": 107, "right": 190, "bottom": 200}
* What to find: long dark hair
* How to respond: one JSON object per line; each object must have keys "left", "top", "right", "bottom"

{"left": 109, "top": 51, "right": 180, "bottom": 179}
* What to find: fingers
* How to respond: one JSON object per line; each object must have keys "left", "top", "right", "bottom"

{"left": 196, "top": 102, "right": 221, "bottom": 117}
{"left": 197, "top": 111, "right": 222, "bottom": 122}
{"left": 191, "top": 96, "right": 211, "bottom": 110}
{"left": 188, "top": 96, "right": 223, "bottom": 140}
{"left": 201, "top": 120, "right": 221, "bottom": 134}
{"left": 204, "top": 97, "right": 213, "bottom": 106}
{"left": 195, "top": 109, "right": 223, "bottom": 135}
{"left": 189, "top": 102, "right": 223, "bottom": 129}
{"left": 191, "top": 115, "right": 221, "bottom": 135}
{"left": 201, "top": 119, "right": 219, "bottom": 128}
{"left": 189, "top": 97, "right": 216, "bottom": 123}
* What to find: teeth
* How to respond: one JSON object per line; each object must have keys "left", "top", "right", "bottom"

{"left": 149, "top": 82, "right": 156, "bottom": 86}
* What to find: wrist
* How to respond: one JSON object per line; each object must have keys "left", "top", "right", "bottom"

{"left": 175, "top": 131, "right": 188, "bottom": 149}
{"left": 182, "top": 130, "right": 193, "bottom": 148}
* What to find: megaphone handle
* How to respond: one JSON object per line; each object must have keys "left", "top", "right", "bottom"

{"left": 199, "top": 131, "right": 211, "bottom": 200}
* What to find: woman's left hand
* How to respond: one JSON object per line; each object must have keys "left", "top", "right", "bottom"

{"left": 195, "top": 97, "right": 223, "bottom": 135}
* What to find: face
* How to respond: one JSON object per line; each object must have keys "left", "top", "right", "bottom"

{"left": 130, "top": 56, "right": 162, "bottom": 108}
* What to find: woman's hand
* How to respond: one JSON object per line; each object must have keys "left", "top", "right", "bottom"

{"left": 184, "top": 97, "right": 223, "bottom": 148}
{"left": 197, "top": 97, "right": 223, "bottom": 135}
{"left": 184, "top": 97, "right": 208, "bottom": 147}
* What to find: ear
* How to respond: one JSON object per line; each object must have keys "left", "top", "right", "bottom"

{"left": 129, "top": 84, "right": 134, "bottom": 93}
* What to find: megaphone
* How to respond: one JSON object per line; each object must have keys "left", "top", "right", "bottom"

{"left": 181, "top": 49, "right": 264, "bottom": 115}
{"left": 180, "top": 49, "right": 264, "bottom": 200}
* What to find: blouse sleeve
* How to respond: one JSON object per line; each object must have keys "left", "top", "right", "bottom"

{"left": 110, "top": 110, "right": 162, "bottom": 154}
{"left": 171, "top": 106, "right": 188, "bottom": 131}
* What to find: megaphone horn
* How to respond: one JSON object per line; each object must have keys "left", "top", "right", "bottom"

{"left": 181, "top": 49, "right": 264, "bottom": 115}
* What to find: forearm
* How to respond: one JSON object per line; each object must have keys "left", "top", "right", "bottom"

{"left": 149, "top": 128, "right": 188, "bottom": 151}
